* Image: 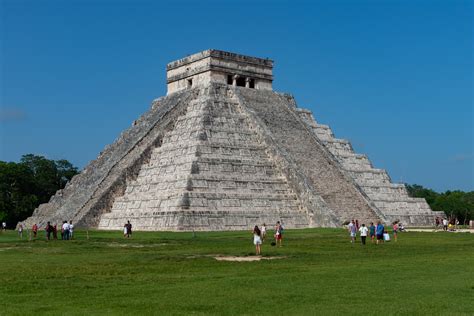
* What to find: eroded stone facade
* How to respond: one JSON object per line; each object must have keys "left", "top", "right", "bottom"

{"left": 22, "top": 50, "right": 441, "bottom": 230}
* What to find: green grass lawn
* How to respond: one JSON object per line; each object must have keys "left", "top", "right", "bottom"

{"left": 1, "top": 228, "right": 473, "bottom": 315}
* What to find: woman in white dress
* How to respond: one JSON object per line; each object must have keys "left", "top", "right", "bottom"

{"left": 253, "top": 225, "right": 262, "bottom": 255}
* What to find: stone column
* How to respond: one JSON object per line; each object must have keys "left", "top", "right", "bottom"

{"left": 232, "top": 75, "right": 238, "bottom": 86}
{"left": 245, "top": 77, "right": 250, "bottom": 88}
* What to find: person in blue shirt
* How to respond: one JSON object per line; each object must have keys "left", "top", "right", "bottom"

{"left": 376, "top": 221, "right": 384, "bottom": 244}
{"left": 369, "top": 222, "right": 376, "bottom": 243}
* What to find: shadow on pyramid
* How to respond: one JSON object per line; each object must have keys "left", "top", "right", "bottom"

{"left": 23, "top": 50, "right": 442, "bottom": 231}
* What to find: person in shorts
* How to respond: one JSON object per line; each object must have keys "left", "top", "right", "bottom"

{"left": 274, "top": 221, "right": 283, "bottom": 247}
{"left": 348, "top": 219, "right": 357, "bottom": 243}
{"left": 376, "top": 221, "right": 384, "bottom": 245}
{"left": 392, "top": 222, "right": 399, "bottom": 242}
{"left": 253, "top": 225, "right": 262, "bottom": 255}
{"left": 369, "top": 222, "right": 376, "bottom": 243}
{"left": 32, "top": 223, "right": 38, "bottom": 238}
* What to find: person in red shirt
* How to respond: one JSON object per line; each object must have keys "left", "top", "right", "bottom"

{"left": 32, "top": 223, "right": 38, "bottom": 238}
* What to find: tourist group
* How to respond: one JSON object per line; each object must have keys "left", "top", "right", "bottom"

{"left": 251, "top": 221, "right": 284, "bottom": 255}
{"left": 15, "top": 221, "right": 74, "bottom": 241}
{"left": 347, "top": 219, "right": 405, "bottom": 245}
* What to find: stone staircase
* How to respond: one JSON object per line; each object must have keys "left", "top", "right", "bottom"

{"left": 235, "top": 87, "right": 382, "bottom": 226}
{"left": 99, "top": 86, "right": 309, "bottom": 230}
{"left": 295, "top": 108, "right": 442, "bottom": 225}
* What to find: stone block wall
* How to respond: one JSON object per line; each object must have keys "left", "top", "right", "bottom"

{"left": 294, "top": 108, "right": 443, "bottom": 225}
{"left": 99, "top": 84, "right": 309, "bottom": 230}
{"left": 235, "top": 87, "right": 382, "bottom": 226}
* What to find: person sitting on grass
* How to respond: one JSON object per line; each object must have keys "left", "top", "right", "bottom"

{"left": 253, "top": 225, "right": 262, "bottom": 255}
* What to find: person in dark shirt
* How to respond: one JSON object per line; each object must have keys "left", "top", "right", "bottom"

{"left": 369, "top": 222, "right": 376, "bottom": 243}
{"left": 376, "top": 221, "right": 384, "bottom": 245}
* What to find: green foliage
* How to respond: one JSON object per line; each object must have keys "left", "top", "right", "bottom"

{"left": 0, "top": 154, "right": 78, "bottom": 226}
{"left": 406, "top": 184, "right": 473, "bottom": 223}
{"left": 0, "top": 229, "right": 473, "bottom": 315}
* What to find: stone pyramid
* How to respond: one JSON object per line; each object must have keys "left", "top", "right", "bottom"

{"left": 23, "top": 50, "right": 442, "bottom": 230}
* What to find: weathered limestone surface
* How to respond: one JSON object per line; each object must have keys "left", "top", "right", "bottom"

{"left": 23, "top": 89, "right": 197, "bottom": 228}
{"left": 99, "top": 85, "right": 309, "bottom": 230}
{"left": 235, "top": 88, "right": 383, "bottom": 226}
{"left": 23, "top": 50, "right": 440, "bottom": 230}
{"left": 295, "top": 108, "right": 443, "bottom": 225}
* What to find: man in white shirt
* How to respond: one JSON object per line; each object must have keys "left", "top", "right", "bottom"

{"left": 442, "top": 218, "right": 448, "bottom": 231}
{"left": 359, "top": 224, "right": 368, "bottom": 245}
{"left": 62, "top": 221, "right": 70, "bottom": 240}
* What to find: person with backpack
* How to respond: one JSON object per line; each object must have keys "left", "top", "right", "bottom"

{"left": 253, "top": 225, "right": 262, "bottom": 255}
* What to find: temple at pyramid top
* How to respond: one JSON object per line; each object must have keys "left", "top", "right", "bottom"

{"left": 166, "top": 49, "right": 273, "bottom": 94}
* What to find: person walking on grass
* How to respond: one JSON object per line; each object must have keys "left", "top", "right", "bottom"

{"left": 369, "top": 222, "right": 376, "bottom": 243}
{"left": 45, "top": 222, "right": 52, "bottom": 240}
{"left": 32, "top": 223, "right": 38, "bottom": 238}
{"left": 253, "top": 225, "right": 262, "bottom": 255}
{"left": 62, "top": 221, "right": 70, "bottom": 240}
{"left": 359, "top": 223, "right": 368, "bottom": 245}
{"left": 123, "top": 223, "right": 128, "bottom": 238}
{"left": 126, "top": 221, "right": 132, "bottom": 238}
{"left": 392, "top": 222, "right": 399, "bottom": 242}
{"left": 348, "top": 219, "right": 357, "bottom": 243}
{"left": 2, "top": 221, "right": 6, "bottom": 232}
{"left": 261, "top": 223, "right": 267, "bottom": 241}
{"left": 376, "top": 221, "right": 384, "bottom": 245}
{"left": 69, "top": 221, "right": 74, "bottom": 240}
{"left": 274, "top": 221, "right": 283, "bottom": 247}
{"left": 18, "top": 224, "right": 23, "bottom": 240}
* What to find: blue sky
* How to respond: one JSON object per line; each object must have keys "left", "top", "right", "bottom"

{"left": 0, "top": 0, "right": 472, "bottom": 192}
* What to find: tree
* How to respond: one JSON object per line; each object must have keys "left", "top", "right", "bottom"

{"left": 406, "top": 184, "right": 473, "bottom": 224}
{"left": 0, "top": 155, "right": 79, "bottom": 227}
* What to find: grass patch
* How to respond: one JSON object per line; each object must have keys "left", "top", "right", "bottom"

{"left": 1, "top": 228, "right": 473, "bottom": 315}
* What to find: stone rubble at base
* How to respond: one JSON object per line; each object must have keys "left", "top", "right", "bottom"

{"left": 22, "top": 50, "right": 443, "bottom": 231}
